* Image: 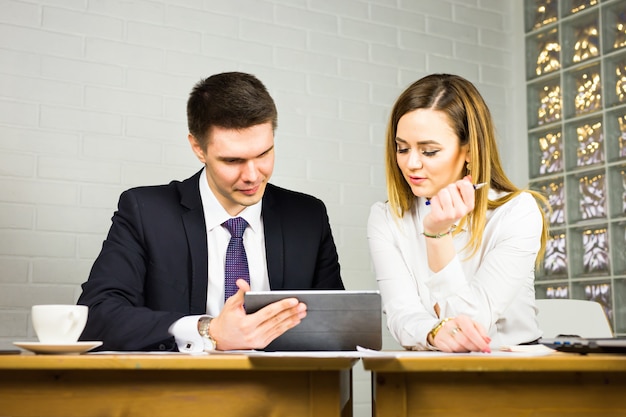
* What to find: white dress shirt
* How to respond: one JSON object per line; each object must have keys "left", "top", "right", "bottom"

{"left": 170, "top": 168, "right": 270, "bottom": 352}
{"left": 367, "top": 189, "right": 544, "bottom": 350}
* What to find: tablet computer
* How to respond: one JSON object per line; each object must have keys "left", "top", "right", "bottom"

{"left": 244, "top": 290, "right": 382, "bottom": 351}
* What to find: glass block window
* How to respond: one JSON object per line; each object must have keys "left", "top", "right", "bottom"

{"left": 525, "top": 0, "right": 626, "bottom": 335}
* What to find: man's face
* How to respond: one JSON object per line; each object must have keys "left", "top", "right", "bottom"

{"left": 189, "top": 122, "right": 275, "bottom": 216}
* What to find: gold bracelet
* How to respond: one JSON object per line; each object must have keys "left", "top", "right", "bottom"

{"left": 428, "top": 317, "right": 452, "bottom": 343}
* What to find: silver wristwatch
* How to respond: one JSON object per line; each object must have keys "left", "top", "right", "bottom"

{"left": 197, "top": 316, "right": 217, "bottom": 351}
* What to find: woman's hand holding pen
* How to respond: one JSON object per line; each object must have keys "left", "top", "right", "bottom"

{"left": 422, "top": 176, "right": 477, "bottom": 236}
{"left": 422, "top": 176, "right": 481, "bottom": 272}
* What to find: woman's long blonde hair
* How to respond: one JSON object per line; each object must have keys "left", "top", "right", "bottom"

{"left": 385, "top": 74, "right": 549, "bottom": 262}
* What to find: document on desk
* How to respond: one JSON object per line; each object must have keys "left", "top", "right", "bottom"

{"left": 87, "top": 349, "right": 376, "bottom": 357}
{"left": 207, "top": 350, "right": 367, "bottom": 358}
{"left": 356, "top": 344, "right": 556, "bottom": 357}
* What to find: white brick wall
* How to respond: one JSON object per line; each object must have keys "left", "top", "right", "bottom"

{"left": 0, "top": 1, "right": 526, "bottom": 415}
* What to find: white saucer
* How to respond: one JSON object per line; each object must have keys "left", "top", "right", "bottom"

{"left": 13, "top": 341, "right": 103, "bottom": 354}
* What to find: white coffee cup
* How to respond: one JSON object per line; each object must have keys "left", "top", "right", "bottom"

{"left": 31, "top": 304, "right": 88, "bottom": 344}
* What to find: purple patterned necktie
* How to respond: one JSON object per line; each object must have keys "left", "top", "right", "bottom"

{"left": 223, "top": 217, "right": 250, "bottom": 301}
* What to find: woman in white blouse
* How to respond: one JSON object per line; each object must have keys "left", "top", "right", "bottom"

{"left": 368, "top": 74, "right": 549, "bottom": 352}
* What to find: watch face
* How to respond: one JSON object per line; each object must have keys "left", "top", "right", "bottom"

{"left": 198, "top": 317, "right": 216, "bottom": 350}
{"left": 198, "top": 317, "right": 211, "bottom": 337}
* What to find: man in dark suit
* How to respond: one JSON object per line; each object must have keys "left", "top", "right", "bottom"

{"left": 78, "top": 72, "right": 344, "bottom": 352}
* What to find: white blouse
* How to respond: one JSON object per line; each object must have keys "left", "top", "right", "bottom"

{"left": 367, "top": 190, "right": 544, "bottom": 350}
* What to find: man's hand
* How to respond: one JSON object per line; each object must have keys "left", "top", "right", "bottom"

{"left": 209, "top": 279, "right": 307, "bottom": 351}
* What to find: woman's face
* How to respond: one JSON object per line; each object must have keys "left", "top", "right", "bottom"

{"left": 395, "top": 108, "right": 470, "bottom": 199}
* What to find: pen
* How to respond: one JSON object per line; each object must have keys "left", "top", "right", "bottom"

{"left": 425, "top": 182, "right": 488, "bottom": 206}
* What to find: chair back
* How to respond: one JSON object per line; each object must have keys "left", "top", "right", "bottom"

{"left": 536, "top": 298, "right": 613, "bottom": 338}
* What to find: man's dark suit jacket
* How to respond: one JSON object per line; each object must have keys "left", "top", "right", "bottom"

{"left": 78, "top": 170, "right": 344, "bottom": 351}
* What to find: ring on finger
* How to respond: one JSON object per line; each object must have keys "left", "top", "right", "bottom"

{"left": 450, "top": 327, "right": 461, "bottom": 336}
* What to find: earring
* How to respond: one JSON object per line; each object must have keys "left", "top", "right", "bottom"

{"left": 466, "top": 162, "right": 471, "bottom": 172}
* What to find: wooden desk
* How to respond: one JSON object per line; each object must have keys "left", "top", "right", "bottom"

{"left": 0, "top": 353, "right": 356, "bottom": 417}
{"left": 363, "top": 353, "right": 626, "bottom": 417}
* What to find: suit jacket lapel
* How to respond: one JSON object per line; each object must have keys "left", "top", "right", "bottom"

{"left": 179, "top": 170, "right": 209, "bottom": 314}
{"left": 262, "top": 185, "right": 284, "bottom": 289}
